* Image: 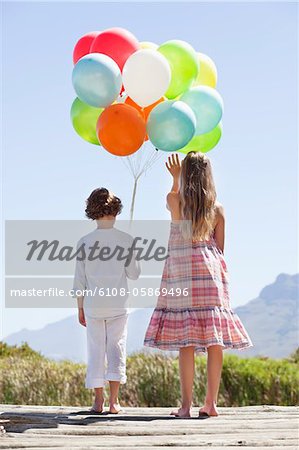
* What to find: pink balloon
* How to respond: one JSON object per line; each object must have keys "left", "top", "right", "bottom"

{"left": 90, "top": 27, "right": 140, "bottom": 71}
{"left": 73, "top": 32, "right": 100, "bottom": 64}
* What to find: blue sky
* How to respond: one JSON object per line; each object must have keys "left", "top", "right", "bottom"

{"left": 1, "top": 2, "right": 298, "bottom": 338}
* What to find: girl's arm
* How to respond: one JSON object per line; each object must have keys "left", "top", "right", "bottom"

{"left": 165, "top": 154, "right": 181, "bottom": 221}
{"left": 166, "top": 154, "right": 181, "bottom": 193}
{"left": 214, "top": 204, "right": 225, "bottom": 254}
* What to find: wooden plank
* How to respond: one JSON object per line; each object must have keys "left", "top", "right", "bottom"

{"left": 0, "top": 435, "right": 298, "bottom": 448}
{"left": 3, "top": 448, "right": 299, "bottom": 450}
{"left": 17, "top": 423, "right": 297, "bottom": 434}
{"left": 1, "top": 415, "right": 298, "bottom": 429}
{"left": 1, "top": 404, "right": 298, "bottom": 413}
{"left": 0, "top": 405, "right": 297, "bottom": 449}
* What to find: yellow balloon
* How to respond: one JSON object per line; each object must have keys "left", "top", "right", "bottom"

{"left": 140, "top": 41, "right": 158, "bottom": 50}
{"left": 194, "top": 52, "right": 217, "bottom": 88}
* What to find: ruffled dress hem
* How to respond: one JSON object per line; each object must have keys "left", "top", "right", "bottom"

{"left": 144, "top": 338, "right": 253, "bottom": 355}
{"left": 143, "top": 306, "right": 253, "bottom": 355}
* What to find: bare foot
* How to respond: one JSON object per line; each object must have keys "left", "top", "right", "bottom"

{"left": 91, "top": 398, "right": 104, "bottom": 413}
{"left": 199, "top": 402, "right": 219, "bottom": 417}
{"left": 109, "top": 402, "right": 124, "bottom": 414}
{"left": 170, "top": 407, "right": 191, "bottom": 418}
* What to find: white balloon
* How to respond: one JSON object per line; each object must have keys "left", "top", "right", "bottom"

{"left": 140, "top": 41, "right": 158, "bottom": 50}
{"left": 122, "top": 49, "right": 171, "bottom": 107}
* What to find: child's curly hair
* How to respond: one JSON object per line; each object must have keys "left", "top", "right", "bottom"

{"left": 85, "top": 188, "right": 123, "bottom": 220}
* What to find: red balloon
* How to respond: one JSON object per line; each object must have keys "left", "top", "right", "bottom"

{"left": 90, "top": 27, "right": 140, "bottom": 71}
{"left": 73, "top": 32, "right": 100, "bottom": 64}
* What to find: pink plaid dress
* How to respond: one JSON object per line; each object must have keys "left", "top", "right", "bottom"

{"left": 144, "top": 222, "right": 253, "bottom": 354}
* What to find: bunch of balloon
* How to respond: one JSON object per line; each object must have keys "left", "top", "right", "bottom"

{"left": 70, "top": 28, "right": 223, "bottom": 219}
{"left": 71, "top": 28, "right": 169, "bottom": 220}
{"left": 146, "top": 44, "right": 223, "bottom": 154}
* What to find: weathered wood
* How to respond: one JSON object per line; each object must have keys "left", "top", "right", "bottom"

{"left": 0, "top": 405, "right": 298, "bottom": 449}
{"left": 1, "top": 436, "right": 298, "bottom": 448}
{"left": 6, "top": 445, "right": 298, "bottom": 450}
{"left": 4, "top": 448, "right": 298, "bottom": 450}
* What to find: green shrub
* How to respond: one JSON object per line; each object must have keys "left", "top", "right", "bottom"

{"left": 0, "top": 343, "right": 298, "bottom": 407}
{"left": 0, "top": 354, "right": 92, "bottom": 406}
{"left": 0, "top": 342, "right": 42, "bottom": 359}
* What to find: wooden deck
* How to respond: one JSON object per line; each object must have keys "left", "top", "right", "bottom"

{"left": 0, "top": 404, "right": 298, "bottom": 449}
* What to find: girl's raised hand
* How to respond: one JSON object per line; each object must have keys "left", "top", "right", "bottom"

{"left": 166, "top": 154, "right": 181, "bottom": 179}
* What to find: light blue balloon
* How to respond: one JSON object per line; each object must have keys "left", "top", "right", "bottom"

{"left": 72, "top": 53, "right": 122, "bottom": 108}
{"left": 147, "top": 100, "right": 196, "bottom": 152}
{"left": 181, "top": 86, "right": 223, "bottom": 135}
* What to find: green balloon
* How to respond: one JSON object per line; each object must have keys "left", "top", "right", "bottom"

{"left": 70, "top": 97, "right": 103, "bottom": 145}
{"left": 158, "top": 40, "right": 199, "bottom": 99}
{"left": 179, "top": 122, "right": 222, "bottom": 154}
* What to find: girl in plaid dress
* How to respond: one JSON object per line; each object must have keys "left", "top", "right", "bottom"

{"left": 144, "top": 152, "right": 253, "bottom": 418}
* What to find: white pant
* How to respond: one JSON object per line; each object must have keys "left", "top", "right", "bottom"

{"left": 85, "top": 314, "right": 128, "bottom": 389}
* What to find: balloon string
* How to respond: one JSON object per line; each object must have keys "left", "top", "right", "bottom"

{"left": 130, "top": 176, "right": 139, "bottom": 222}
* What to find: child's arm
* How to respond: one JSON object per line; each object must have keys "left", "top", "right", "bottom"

{"left": 73, "top": 238, "right": 86, "bottom": 326}
{"left": 214, "top": 204, "right": 225, "bottom": 254}
{"left": 125, "top": 238, "right": 141, "bottom": 280}
{"left": 77, "top": 296, "right": 86, "bottom": 327}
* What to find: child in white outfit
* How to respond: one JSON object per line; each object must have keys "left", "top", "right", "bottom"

{"left": 73, "top": 188, "right": 140, "bottom": 413}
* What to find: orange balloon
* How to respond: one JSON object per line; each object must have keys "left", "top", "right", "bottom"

{"left": 97, "top": 104, "right": 146, "bottom": 156}
{"left": 125, "top": 97, "right": 165, "bottom": 140}
{"left": 125, "top": 96, "right": 164, "bottom": 120}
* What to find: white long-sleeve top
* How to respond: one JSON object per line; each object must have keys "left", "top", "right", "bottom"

{"left": 73, "top": 227, "right": 140, "bottom": 318}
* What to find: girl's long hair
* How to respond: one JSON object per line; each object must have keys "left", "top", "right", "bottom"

{"left": 179, "top": 152, "right": 217, "bottom": 241}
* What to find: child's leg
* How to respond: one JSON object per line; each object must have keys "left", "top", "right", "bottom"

{"left": 171, "top": 346, "right": 195, "bottom": 418}
{"left": 93, "top": 387, "right": 104, "bottom": 412}
{"left": 200, "top": 344, "right": 223, "bottom": 416}
{"left": 108, "top": 381, "right": 121, "bottom": 413}
{"left": 105, "top": 314, "right": 128, "bottom": 413}
{"left": 86, "top": 316, "right": 106, "bottom": 412}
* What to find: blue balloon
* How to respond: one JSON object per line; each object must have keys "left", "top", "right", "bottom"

{"left": 72, "top": 53, "right": 122, "bottom": 108}
{"left": 147, "top": 100, "right": 196, "bottom": 152}
{"left": 181, "top": 86, "right": 223, "bottom": 135}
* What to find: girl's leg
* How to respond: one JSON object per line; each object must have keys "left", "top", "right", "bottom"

{"left": 200, "top": 344, "right": 223, "bottom": 416}
{"left": 85, "top": 317, "right": 106, "bottom": 412}
{"left": 171, "top": 346, "right": 195, "bottom": 418}
{"left": 106, "top": 315, "right": 128, "bottom": 413}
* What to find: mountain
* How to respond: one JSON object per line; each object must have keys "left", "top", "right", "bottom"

{"left": 4, "top": 273, "right": 298, "bottom": 360}
{"left": 3, "top": 310, "right": 154, "bottom": 362}
{"left": 230, "top": 273, "right": 298, "bottom": 358}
